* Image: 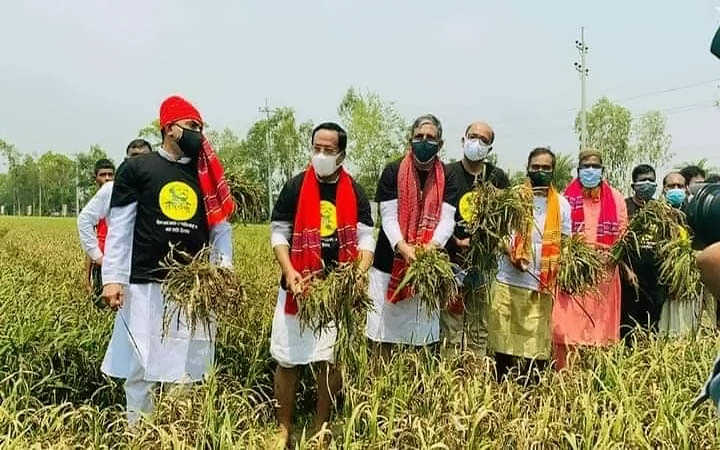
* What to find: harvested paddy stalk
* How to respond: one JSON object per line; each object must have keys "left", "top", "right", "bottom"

{"left": 295, "top": 260, "right": 372, "bottom": 365}
{"left": 658, "top": 232, "right": 702, "bottom": 303}
{"left": 225, "top": 169, "right": 264, "bottom": 222}
{"left": 160, "top": 245, "right": 247, "bottom": 338}
{"left": 558, "top": 234, "right": 607, "bottom": 296}
{"left": 610, "top": 199, "right": 685, "bottom": 264}
{"left": 392, "top": 246, "right": 458, "bottom": 314}
{"left": 466, "top": 181, "right": 534, "bottom": 274}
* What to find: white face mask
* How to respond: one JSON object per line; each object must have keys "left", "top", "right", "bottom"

{"left": 463, "top": 138, "right": 492, "bottom": 162}
{"left": 311, "top": 152, "right": 341, "bottom": 178}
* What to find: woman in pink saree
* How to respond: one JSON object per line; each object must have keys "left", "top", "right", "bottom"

{"left": 552, "top": 149, "right": 628, "bottom": 369}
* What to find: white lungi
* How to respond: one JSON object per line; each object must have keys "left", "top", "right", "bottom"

{"left": 101, "top": 282, "right": 215, "bottom": 382}
{"left": 270, "top": 288, "right": 336, "bottom": 367}
{"left": 365, "top": 267, "right": 439, "bottom": 346}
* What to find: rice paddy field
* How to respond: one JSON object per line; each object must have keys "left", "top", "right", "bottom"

{"left": 2, "top": 216, "right": 720, "bottom": 449}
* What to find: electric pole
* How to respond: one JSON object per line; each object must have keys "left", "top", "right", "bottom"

{"left": 259, "top": 98, "right": 273, "bottom": 219}
{"left": 574, "top": 26, "right": 590, "bottom": 149}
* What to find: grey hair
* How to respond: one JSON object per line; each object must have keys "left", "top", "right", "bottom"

{"left": 409, "top": 114, "right": 443, "bottom": 140}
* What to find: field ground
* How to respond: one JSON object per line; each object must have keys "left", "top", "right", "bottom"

{"left": 1, "top": 217, "right": 720, "bottom": 449}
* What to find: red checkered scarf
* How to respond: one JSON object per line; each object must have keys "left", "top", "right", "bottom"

{"left": 387, "top": 153, "right": 445, "bottom": 302}
{"left": 564, "top": 178, "right": 620, "bottom": 246}
{"left": 198, "top": 138, "right": 235, "bottom": 227}
{"left": 285, "top": 166, "right": 359, "bottom": 315}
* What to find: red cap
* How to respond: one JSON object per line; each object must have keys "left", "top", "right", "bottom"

{"left": 159, "top": 95, "right": 203, "bottom": 128}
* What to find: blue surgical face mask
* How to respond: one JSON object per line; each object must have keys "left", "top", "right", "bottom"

{"left": 578, "top": 167, "right": 602, "bottom": 188}
{"left": 665, "top": 188, "right": 687, "bottom": 207}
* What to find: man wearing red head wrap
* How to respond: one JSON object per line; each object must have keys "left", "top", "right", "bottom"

{"left": 100, "top": 95, "right": 234, "bottom": 425}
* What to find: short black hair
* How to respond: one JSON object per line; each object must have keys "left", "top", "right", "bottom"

{"left": 94, "top": 158, "right": 115, "bottom": 175}
{"left": 663, "top": 171, "right": 685, "bottom": 187}
{"left": 631, "top": 164, "right": 656, "bottom": 182}
{"left": 705, "top": 173, "right": 720, "bottom": 183}
{"left": 680, "top": 165, "right": 706, "bottom": 185}
{"left": 312, "top": 122, "right": 347, "bottom": 152}
{"left": 527, "top": 147, "right": 556, "bottom": 170}
{"left": 126, "top": 138, "right": 152, "bottom": 154}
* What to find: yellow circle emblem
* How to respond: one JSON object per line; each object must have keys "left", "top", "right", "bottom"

{"left": 458, "top": 191, "right": 477, "bottom": 222}
{"left": 320, "top": 200, "right": 338, "bottom": 237}
{"left": 159, "top": 181, "right": 198, "bottom": 221}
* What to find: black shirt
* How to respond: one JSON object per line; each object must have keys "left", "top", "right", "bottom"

{"left": 620, "top": 197, "right": 664, "bottom": 337}
{"left": 110, "top": 152, "right": 209, "bottom": 283}
{"left": 372, "top": 158, "right": 460, "bottom": 274}
{"left": 272, "top": 171, "right": 373, "bottom": 278}
{"left": 444, "top": 160, "right": 509, "bottom": 260}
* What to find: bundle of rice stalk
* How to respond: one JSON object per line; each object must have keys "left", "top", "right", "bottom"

{"left": 160, "top": 245, "right": 247, "bottom": 338}
{"left": 658, "top": 229, "right": 702, "bottom": 303}
{"left": 610, "top": 199, "right": 685, "bottom": 264}
{"left": 465, "top": 181, "right": 534, "bottom": 274}
{"left": 225, "top": 169, "right": 264, "bottom": 222}
{"left": 295, "top": 260, "right": 372, "bottom": 366}
{"left": 557, "top": 234, "right": 608, "bottom": 296}
{"left": 392, "top": 246, "right": 458, "bottom": 315}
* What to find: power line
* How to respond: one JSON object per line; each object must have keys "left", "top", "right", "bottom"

{"left": 612, "top": 78, "right": 720, "bottom": 103}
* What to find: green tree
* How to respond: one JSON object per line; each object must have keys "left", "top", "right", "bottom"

{"left": 553, "top": 153, "right": 576, "bottom": 192}
{"left": 76, "top": 145, "right": 111, "bottom": 208}
{"left": 338, "top": 87, "right": 407, "bottom": 198}
{"left": 37, "top": 152, "right": 75, "bottom": 214}
{"left": 576, "top": 97, "right": 672, "bottom": 192}
{"left": 575, "top": 97, "right": 632, "bottom": 189}
{"left": 633, "top": 110, "right": 672, "bottom": 173}
{"left": 227, "top": 107, "right": 312, "bottom": 218}
{"left": 0, "top": 139, "right": 21, "bottom": 214}
{"left": 138, "top": 119, "right": 162, "bottom": 146}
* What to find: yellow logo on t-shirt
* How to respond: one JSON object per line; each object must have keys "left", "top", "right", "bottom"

{"left": 458, "top": 191, "right": 477, "bottom": 222}
{"left": 159, "top": 181, "right": 198, "bottom": 221}
{"left": 320, "top": 200, "right": 337, "bottom": 237}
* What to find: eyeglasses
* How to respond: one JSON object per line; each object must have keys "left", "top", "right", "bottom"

{"left": 312, "top": 145, "right": 339, "bottom": 155}
{"left": 466, "top": 133, "right": 492, "bottom": 145}
{"left": 579, "top": 163, "right": 603, "bottom": 169}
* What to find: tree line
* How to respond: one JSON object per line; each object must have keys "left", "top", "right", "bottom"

{"left": 0, "top": 89, "right": 675, "bottom": 218}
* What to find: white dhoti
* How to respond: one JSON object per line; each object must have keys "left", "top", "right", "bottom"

{"left": 365, "top": 267, "right": 439, "bottom": 346}
{"left": 270, "top": 288, "right": 336, "bottom": 367}
{"left": 101, "top": 283, "right": 215, "bottom": 420}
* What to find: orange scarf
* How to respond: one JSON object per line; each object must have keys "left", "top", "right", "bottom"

{"left": 510, "top": 186, "right": 562, "bottom": 293}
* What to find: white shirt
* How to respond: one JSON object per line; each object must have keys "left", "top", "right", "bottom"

{"left": 379, "top": 199, "right": 457, "bottom": 250}
{"left": 496, "top": 194, "right": 572, "bottom": 291}
{"left": 77, "top": 181, "right": 114, "bottom": 262}
{"left": 101, "top": 149, "right": 233, "bottom": 286}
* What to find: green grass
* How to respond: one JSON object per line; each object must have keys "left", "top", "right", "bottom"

{"left": 0, "top": 217, "right": 719, "bottom": 449}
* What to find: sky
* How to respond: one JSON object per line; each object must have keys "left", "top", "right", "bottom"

{"left": 1, "top": 0, "right": 719, "bottom": 176}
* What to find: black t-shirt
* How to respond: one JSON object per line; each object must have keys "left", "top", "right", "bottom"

{"left": 444, "top": 161, "right": 509, "bottom": 260}
{"left": 272, "top": 171, "right": 373, "bottom": 281}
{"left": 110, "top": 152, "right": 209, "bottom": 283}
{"left": 620, "top": 197, "right": 664, "bottom": 336}
{"left": 372, "top": 158, "right": 460, "bottom": 274}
